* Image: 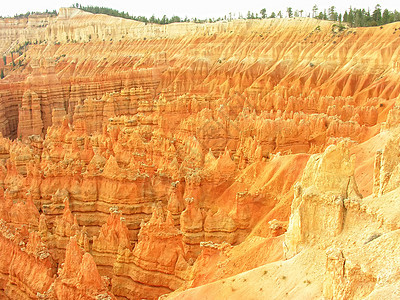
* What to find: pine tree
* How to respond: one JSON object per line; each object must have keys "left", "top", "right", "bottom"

{"left": 348, "top": 8, "right": 354, "bottom": 26}
{"left": 312, "top": 5, "right": 318, "bottom": 18}
{"left": 355, "top": 9, "right": 364, "bottom": 27}
{"left": 287, "top": 7, "right": 293, "bottom": 18}
{"left": 373, "top": 4, "right": 382, "bottom": 25}
{"left": 260, "top": 8, "right": 267, "bottom": 19}
{"left": 394, "top": 10, "right": 400, "bottom": 22}
{"left": 328, "top": 6, "right": 338, "bottom": 21}
{"left": 343, "top": 11, "right": 348, "bottom": 23}
{"left": 382, "top": 9, "right": 390, "bottom": 24}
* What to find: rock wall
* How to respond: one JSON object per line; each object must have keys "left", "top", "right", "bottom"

{"left": 0, "top": 8, "right": 396, "bottom": 140}
{"left": 1, "top": 7, "right": 400, "bottom": 300}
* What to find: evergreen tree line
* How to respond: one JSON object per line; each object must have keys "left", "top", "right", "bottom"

{"left": 1, "top": 10, "right": 57, "bottom": 19}
{"left": 235, "top": 5, "right": 400, "bottom": 27}
{"left": 73, "top": 3, "right": 282, "bottom": 23}
{"left": 72, "top": 3, "right": 400, "bottom": 27}
{"left": 313, "top": 5, "right": 400, "bottom": 27}
{"left": 2, "top": 3, "right": 400, "bottom": 27}
{"left": 72, "top": 3, "right": 199, "bottom": 24}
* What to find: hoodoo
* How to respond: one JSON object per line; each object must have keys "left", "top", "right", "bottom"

{"left": 1, "top": 5, "right": 400, "bottom": 299}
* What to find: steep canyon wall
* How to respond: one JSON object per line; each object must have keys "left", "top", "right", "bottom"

{"left": 0, "top": 7, "right": 400, "bottom": 300}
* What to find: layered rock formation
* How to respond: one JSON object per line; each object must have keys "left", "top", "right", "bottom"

{"left": 112, "top": 206, "right": 187, "bottom": 299}
{"left": 92, "top": 209, "right": 131, "bottom": 277}
{"left": 0, "top": 7, "right": 400, "bottom": 300}
{"left": 168, "top": 133, "right": 400, "bottom": 299}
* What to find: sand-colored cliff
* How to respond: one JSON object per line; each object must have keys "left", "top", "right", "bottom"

{"left": 0, "top": 7, "right": 400, "bottom": 299}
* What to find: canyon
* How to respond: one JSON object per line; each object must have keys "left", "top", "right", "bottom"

{"left": 0, "top": 7, "right": 400, "bottom": 299}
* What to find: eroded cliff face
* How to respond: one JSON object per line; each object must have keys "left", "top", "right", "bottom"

{"left": 0, "top": 7, "right": 400, "bottom": 300}
{"left": 1, "top": 7, "right": 395, "bottom": 141}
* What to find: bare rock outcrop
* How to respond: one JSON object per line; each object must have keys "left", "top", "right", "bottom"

{"left": 92, "top": 210, "right": 131, "bottom": 277}
{"left": 0, "top": 9, "right": 400, "bottom": 300}
{"left": 112, "top": 205, "right": 188, "bottom": 299}
{"left": 53, "top": 237, "right": 114, "bottom": 300}
{"left": 285, "top": 140, "right": 362, "bottom": 258}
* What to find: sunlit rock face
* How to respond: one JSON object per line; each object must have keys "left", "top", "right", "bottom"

{"left": 0, "top": 7, "right": 400, "bottom": 299}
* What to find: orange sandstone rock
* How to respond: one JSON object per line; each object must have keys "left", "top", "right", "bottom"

{"left": 112, "top": 205, "right": 187, "bottom": 299}
{"left": 0, "top": 9, "right": 400, "bottom": 300}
